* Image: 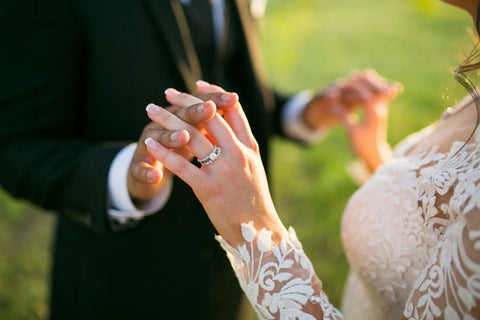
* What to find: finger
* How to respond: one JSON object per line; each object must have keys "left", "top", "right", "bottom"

{"left": 144, "top": 127, "right": 190, "bottom": 149}
{"left": 195, "top": 81, "right": 252, "bottom": 143}
{"left": 340, "top": 82, "right": 374, "bottom": 107}
{"left": 196, "top": 80, "right": 226, "bottom": 93}
{"left": 364, "top": 101, "right": 388, "bottom": 126}
{"left": 167, "top": 101, "right": 216, "bottom": 127}
{"left": 352, "top": 70, "right": 403, "bottom": 97}
{"left": 222, "top": 103, "right": 256, "bottom": 148}
{"left": 130, "top": 160, "right": 163, "bottom": 184}
{"left": 146, "top": 103, "right": 214, "bottom": 160}
{"left": 200, "top": 101, "right": 257, "bottom": 152}
{"left": 165, "top": 87, "right": 236, "bottom": 117}
{"left": 332, "top": 104, "right": 357, "bottom": 133}
{"left": 165, "top": 88, "right": 204, "bottom": 107}
{"left": 195, "top": 92, "right": 239, "bottom": 110}
{"left": 383, "top": 82, "right": 403, "bottom": 98}
{"left": 350, "top": 70, "right": 388, "bottom": 91}
{"left": 202, "top": 113, "right": 238, "bottom": 151}
{"left": 145, "top": 138, "right": 204, "bottom": 189}
{"left": 195, "top": 82, "right": 239, "bottom": 116}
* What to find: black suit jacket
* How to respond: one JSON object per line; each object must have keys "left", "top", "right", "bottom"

{"left": 0, "top": 0, "right": 288, "bottom": 319}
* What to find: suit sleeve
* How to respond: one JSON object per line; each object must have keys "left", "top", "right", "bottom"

{"left": 270, "top": 91, "right": 290, "bottom": 137}
{"left": 0, "top": 0, "right": 123, "bottom": 234}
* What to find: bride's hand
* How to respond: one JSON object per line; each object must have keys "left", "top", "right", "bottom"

{"left": 334, "top": 96, "right": 393, "bottom": 172}
{"left": 144, "top": 87, "right": 288, "bottom": 246}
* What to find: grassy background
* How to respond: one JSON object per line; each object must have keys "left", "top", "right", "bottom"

{"left": 0, "top": 0, "right": 473, "bottom": 319}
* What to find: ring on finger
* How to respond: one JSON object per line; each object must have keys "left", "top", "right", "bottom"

{"left": 198, "top": 145, "right": 221, "bottom": 166}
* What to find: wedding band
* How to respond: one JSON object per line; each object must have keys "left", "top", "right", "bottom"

{"left": 198, "top": 145, "right": 221, "bottom": 166}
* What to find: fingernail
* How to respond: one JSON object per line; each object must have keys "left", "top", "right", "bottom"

{"left": 165, "top": 88, "right": 180, "bottom": 96}
{"left": 144, "top": 137, "right": 157, "bottom": 150}
{"left": 146, "top": 171, "right": 155, "bottom": 183}
{"left": 196, "top": 80, "right": 209, "bottom": 88}
{"left": 170, "top": 131, "right": 179, "bottom": 142}
{"left": 221, "top": 93, "right": 233, "bottom": 102}
{"left": 146, "top": 103, "right": 161, "bottom": 114}
{"left": 221, "top": 92, "right": 239, "bottom": 103}
{"left": 196, "top": 103, "right": 205, "bottom": 113}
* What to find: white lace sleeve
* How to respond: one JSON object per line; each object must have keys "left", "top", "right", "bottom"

{"left": 215, "top": 221, "right": 344, "bottom": 320}
{"left": 402, "top": 205, "right": 480, "bottom": 320}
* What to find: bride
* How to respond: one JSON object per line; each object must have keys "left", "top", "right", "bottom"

{"left": 143, "top": 0, "right": 480, "bottom": 318}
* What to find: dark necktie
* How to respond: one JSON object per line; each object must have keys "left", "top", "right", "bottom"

{"left": 182, "top": 0, "right": 215, "bottom": 81}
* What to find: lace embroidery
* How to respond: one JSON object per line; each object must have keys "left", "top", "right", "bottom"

{"left": 214, "top": 125, "right": 480, "bottom": 319}
{"left": 216, "top": 221, "right": 343, "bottom": 320}
{"left": 403, "top": 220, "right": 480, "bottom": 320}
{"left": 342, "top": 126, "right": 480, "bottom": 318}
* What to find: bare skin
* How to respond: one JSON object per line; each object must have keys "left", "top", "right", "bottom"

{"left": 144, "top": 80, "right": 399, "bottom": 245}
{"left": 132, "top": 70, "right": 400, "bottom": 203}
{"left": 128, "top": 91, "right": 239, "bottom": 201}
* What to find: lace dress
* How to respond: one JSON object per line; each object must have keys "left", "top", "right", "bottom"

{"left": 216, "top": 96, "right": 480, "bottom": 320}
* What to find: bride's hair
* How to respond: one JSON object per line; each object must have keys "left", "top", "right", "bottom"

{"left": 453, "top": 3, "right": 480, "bottom": 136}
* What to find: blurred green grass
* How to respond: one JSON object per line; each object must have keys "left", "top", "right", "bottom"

{"left": 0, "top": 0, "right": 474, "bottom": 319}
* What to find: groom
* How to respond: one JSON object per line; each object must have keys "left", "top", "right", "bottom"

{"left": 0, "top": 0, "right": 389, "bottom": 319}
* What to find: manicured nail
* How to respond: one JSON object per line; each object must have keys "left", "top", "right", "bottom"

{"left": 196, "top": 103, "right": 205, "bottom": 113}
{"left": 196, "top": 80, "right": 209, "bottom": 88}
{"left": 165, "top": 88, "right": 180, "bottom": 96}
{"left": 146, "top": 103, "right": 161, "bottom": 114}
{"left": 144, "top": 137, "right": 157, "bottom": 150}
{"left": 223, "top": 93, "right": 239, "bottom": 103}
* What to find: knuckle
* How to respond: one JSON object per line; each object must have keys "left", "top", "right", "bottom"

{"left": 173, "top": 107, "right": 187, "bottom": 120}
{"left": 131, "top": 164, "right": 144, "bottom": 181}
{"left": 148, "top": 130, "right": 174, "bottom": 146}
{"left": 142, "top": 123, "right": 159, "bottom": 137}
{"left": 250, "top": 139, "right": 260, "bottom": 153}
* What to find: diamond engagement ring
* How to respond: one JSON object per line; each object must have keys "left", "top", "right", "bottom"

{"left": 198, "top": 145, "right": 221, "bottom": 166}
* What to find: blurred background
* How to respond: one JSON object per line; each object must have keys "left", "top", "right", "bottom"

{"left": 0, "top": 0, "right": 473, "bottom": 319}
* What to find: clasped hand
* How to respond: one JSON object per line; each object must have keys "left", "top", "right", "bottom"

{"left": 305, "top": 70, "right": 401, "bottom": 171}
{"left": 127, "top": 85, "right": 239, "bottom": 201}
{"left": 138, "top": 73, "right": 400, "bottom": 244}
{"left": 145, "top": 82, "right": 287, "bottom": 245}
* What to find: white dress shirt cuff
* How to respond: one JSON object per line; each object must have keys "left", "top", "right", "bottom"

{"left": 107, "top": 143, "right": 173, "bottom": 224}
{"left": 282, "top": 91, "right": 325, "bottom": 144}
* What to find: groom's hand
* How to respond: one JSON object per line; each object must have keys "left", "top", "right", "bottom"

{"left": 301, "top": 69, "right": 402, "bottom": 131}
{"left": 128, "top": 91, "right": 238, "bottom": 201}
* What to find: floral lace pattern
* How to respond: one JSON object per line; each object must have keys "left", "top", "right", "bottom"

{"left": 215, "top": 101, "right": 480, "bottom": 319}
{"left": 216, "top": 222, "right": 343, "bottom": 320}
{"left": 216, "top": 109, "right": 480, "bottom": 319}
{"left": 403, "top": 219, "right": 480, "bottom": 320}
{"left": 341, "top": 123, "right": 480, "bottom": 318}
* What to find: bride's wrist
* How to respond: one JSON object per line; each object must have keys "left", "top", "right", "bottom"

{"left": 217, "top": 218, "right": 288, "bottom": 248}
{"left": 359, "top": 141, "right": 391, "bottom": 172}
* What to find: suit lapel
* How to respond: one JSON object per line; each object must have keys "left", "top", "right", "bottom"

{"left": 232, "top": 0, "right": 274, "bottom": 110}
{"left": 142, "top": 0, "right": 202, "bottom": 93}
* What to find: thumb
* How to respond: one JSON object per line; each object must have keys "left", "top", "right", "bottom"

{"left": 130, "top": 160, "right": 164, "bottom": 184}
{"left": 331, "top": 104, "right": 356, "bottom": 132}
{"left": 364, "top": 100, "right": 388, "bottom": 127}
